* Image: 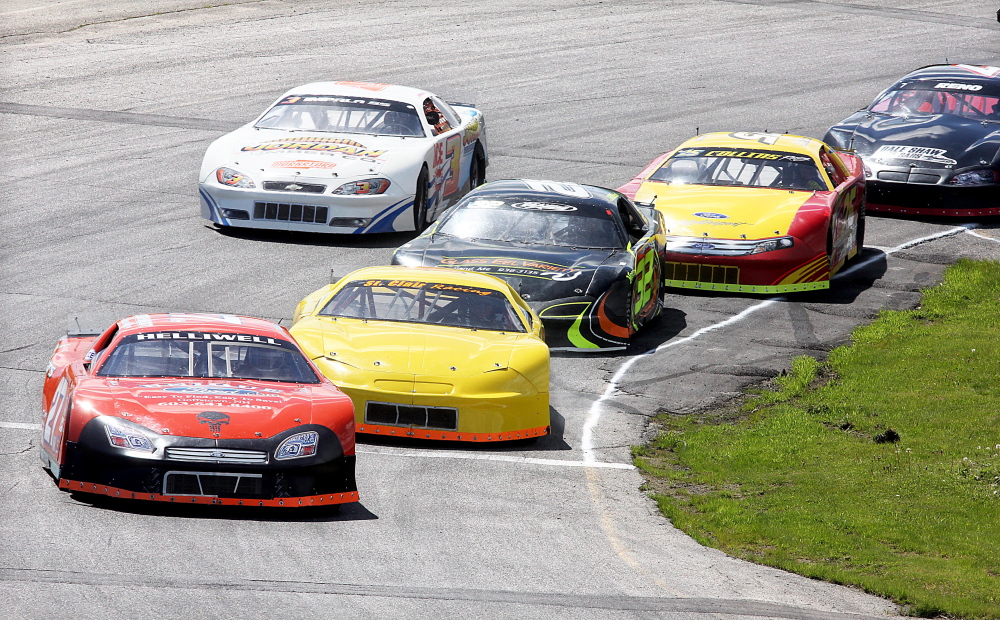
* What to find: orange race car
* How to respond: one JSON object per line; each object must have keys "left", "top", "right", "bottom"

{"left": 40, "top": 313, "right": 358, "bottom": 508}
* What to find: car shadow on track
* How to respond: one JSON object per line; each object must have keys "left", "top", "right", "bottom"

{"left": 70, "top": 493, "right": 379, "bottom": 522}
{"left": 210, "top": 224, "right": 415, "bottom": 249}
{"left": 547, "top": 308, "right": 689, "bottom": 360}
{"left": 356, "top": 405, "right": 572, "bottom": 453}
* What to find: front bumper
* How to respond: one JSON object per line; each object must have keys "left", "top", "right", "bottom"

{"left": 199, "top": 183, "right": 415, "bottom": 234}
{"left": 865, "top": 179, "right": 1000, "bottom": 217}
{"left": 661, "top": 250, "right": 831, "bottom": 294}
{"left": 58, "top": 423, "right": 358, "bottom": 507}
{"left": 336, "top": 385, "right": 549, "bottom": 442}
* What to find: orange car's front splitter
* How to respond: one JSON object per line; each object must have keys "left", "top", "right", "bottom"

{"left": 59, "top": 478, "right": 359, "bottom": 507}
{"left": 357, "top": 423, "right": 550, "bottom": 442}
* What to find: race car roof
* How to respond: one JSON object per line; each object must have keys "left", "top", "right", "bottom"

{"left": 337, "top": 265, "right": 516, "bottom": 293}
{"left": 890, "top": 65, "right": 1000, "bottom": 96}
{"left": 461, "top": 179, "right": 624, "bottom": 214}
{"left": 280, "top": 82, "right": 436, "bottom": 108}
{"left": 115, "top": 313, "right": 290, "bottom": 337}
{"left": 671, "top": 132, "right": 824, "bottom": 158}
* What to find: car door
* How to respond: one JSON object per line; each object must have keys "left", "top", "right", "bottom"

{"left": 618, "top": 198, "right": 663, "bottom": 330}
{"left": 821, "top": 146, "right": 863, "bottom": 270}
{"left": 424, "top": 96, "right": 466, "bottom": 220}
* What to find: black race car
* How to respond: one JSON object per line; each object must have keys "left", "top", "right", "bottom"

{"left": 824, "top": 64, "right": 1000, "bottom": 217}
{"left": 391, "top": 179, "right": 666, "bottom": 350}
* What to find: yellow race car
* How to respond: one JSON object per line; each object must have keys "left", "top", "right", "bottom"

{"left": 619, "top": 132, "right": 866, "bottom": 293}
{"left": 290, "top": 266, "right": 550, "bottom": 442}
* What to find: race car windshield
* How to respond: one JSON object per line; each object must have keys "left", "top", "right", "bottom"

{"left": 255, "top": 95, "right": 426, "bottom": 137}
{"left": 869, "top": 87, "right": 1000, "bottom": 122}
{"left": 437, "top": 199, "right": 624, "bottom": 249}
{"left": 650, "top": 149, "right": 827, "bottom": 191}
{"left": 97, "top": 333, "right": 320, "bottom": 383}
{"left": 319, "top": 280, "right": 526, "bottom": 332}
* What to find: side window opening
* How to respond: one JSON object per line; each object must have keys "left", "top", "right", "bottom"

{"left": 422, "top": 98, "right": 453, "bottom": 136}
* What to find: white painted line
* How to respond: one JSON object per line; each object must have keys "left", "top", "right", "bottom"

{"left": 582, "top": 223, "right": 979, "bottom": 463}
{"left": 966, "top": 229, "right": 1000, "bottom": 244}
{"left": 357, "top": 447, "right": 634, "bottom": 469}
{"left": 0, "top": 422, "right": 40, "bottom": 430}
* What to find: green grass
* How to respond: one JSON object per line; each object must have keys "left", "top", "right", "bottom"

{"left": 634, "top": 259, "right": 1000, "bottom": 618}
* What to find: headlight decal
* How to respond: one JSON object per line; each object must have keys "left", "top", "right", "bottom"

{"left": 950, "top": 169, "right": 998, "bottom": 186}
{"left": 275, "top": 431, "right": 319, "bottom": 460}
{"left": 106, "top": 424, "right": 155, "bottom": 452}
{"left": 216, "top": 167, "right": 256, "bottom": 188}
{"left": 332, "top": 178, "right": 391, "bottom": 195}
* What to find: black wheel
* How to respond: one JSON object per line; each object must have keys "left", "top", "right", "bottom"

{"left": 469, "top": 145, "right": 486, "bottom": 190}
{"left": 413, "top": 167, "right": 429, "bottom": 231}
{"left": 852, "top": 205, "right": 866, "bottom": 263}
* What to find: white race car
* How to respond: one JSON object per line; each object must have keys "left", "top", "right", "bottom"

{"left": 199, "top": 82, "right": 488, "bottom": 234}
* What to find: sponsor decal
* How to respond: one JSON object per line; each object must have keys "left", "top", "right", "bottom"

{"left": 467, "top": 199, "right": 506, "bottom": 209}
{"left": 872, "top": 145, "right": 957, "bottom": 165}
{"left": 134, "top": 332, "right": 279, "bottom": 344}
{"left": 952, "top": 64, "right": 1000, "bottom": 78}
{"left": 935, "top": 82, "right": 983, "bottom": 92}
{"left": 138, "top": 382, "right": 283, "bottom": 395}
{"left": 242, "top": 137, "right": 386, "bottom": 159}
{"left": 277, "top": 95, "right": 391, "bottom": 107}
{"left": 163, "top": 386, "right": 266, "bottom": 395}
{"left": 693, "top": 212, "right": 728, "bottom": 219}
{"left": 439, "top": 257, "right": 583, "bottom": 280}
{"left": 729, "top": 132, "right": 781, "bottom": 145}
{"left": 680, "top": 149, "right": 812, "bottom": 163}
{"left": 271, "top": 160, "right": 337, "bottom": 169}
{"left": 352, "top": 279, "right": 497, "bottom": 296}
{"left": 197, "top": 411, "right": 230, "bottom": 434}
{"left": 463, "top": 116, "right": 482, "bottom": 147}
{"left": 331, "top": 81, "right": 390, "bottom": 91}
{"left": 522, "top": 180, "right": 591, "bottom": 198}
{"left": 510, "top": 202, "right": 578, "bottom": 212}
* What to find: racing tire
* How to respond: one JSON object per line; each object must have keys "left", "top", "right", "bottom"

{"left": 850, "top": 206, "right": 866, "bottom": 264}
{"left": 469, "top": 145, "right": 486, "bottom": 190}
{"left": 413, "top": 167, "right": 430, "bottom": 232}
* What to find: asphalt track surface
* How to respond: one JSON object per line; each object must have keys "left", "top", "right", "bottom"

{"left": 2, "top": 1, "right": 999, "bottom": 618}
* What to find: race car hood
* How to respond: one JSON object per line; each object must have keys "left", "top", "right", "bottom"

{"left": 828, "top": 112, "right": 1000, "bottom": 168}
{"left": 73, "top": 377, "right": 318, "bottom": 439}
{"left": 396, "top": 236, "right": 622, "bottom": 303}
{"left": 636, "top": 183, "right": 815, "bottom": 240}
{"left": 305, "top": 317, "right": 518, "bottom": 378}
{"left": 205, "top": 127, "right": 431, "bottom": 181}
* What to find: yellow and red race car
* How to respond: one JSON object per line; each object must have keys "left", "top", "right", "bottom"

{"left": 619, "top": 132, "right": 865, "bottom": 294}
{"left": 290, "top": 266, "right": 550, "bottom": 442}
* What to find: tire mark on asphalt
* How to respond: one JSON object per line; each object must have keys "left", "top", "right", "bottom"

{"left": 0, "top": 567, "right": 890, "bottom": 619}
{"left": 0, "top": 102, "right": 235, "bottom": 132}
{"left": 713, "top": 0, "right": 992, "bottom": 30}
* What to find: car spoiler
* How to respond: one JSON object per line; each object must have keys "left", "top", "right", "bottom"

{"left": 446, "top": 100, "right": 477, "bottom": 109}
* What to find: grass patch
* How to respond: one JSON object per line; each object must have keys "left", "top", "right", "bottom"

{"left": 635, "top": 259, "right": 1000, "bottom": 618}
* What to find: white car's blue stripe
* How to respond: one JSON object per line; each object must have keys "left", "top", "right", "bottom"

{"left": 358, "top": 198, "right": 414, "bottom": 234}
{"left": 199, "top": 187, "right": 229, "bottom": 226}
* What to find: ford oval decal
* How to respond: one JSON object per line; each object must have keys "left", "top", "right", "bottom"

{"left": 693, "top": 212, "right": 728, "bottom": 219}
{"left": 690, "top": 242, "right": 715, "bottom": 250}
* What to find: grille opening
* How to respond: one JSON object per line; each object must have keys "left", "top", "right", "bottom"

{"left": 163, "top": 471, "right": 264, "bottom": 497}
{"left": 365, "top": 402, "right": 458, "bottom": 431}
{"left": 253, "top": 202, "right": 328, "bottom": 224}
{"left": 665, "top": 262, "right": 739, "bottom": 285}
{"left": 262, "top": 181, "right": 327, "bottom": 193}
